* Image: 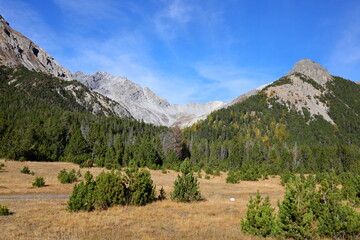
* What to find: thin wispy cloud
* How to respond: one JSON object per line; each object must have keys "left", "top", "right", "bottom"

{"left": 154, "top": 0, "right": 194, "bottom": 41}
{"left": 2, "top": 1, "right": 359, "bottom": 104}
{"left": 194, "top": 62, "right": 274, "bottom": 101}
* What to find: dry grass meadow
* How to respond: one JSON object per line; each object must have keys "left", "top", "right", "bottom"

{"left": 0, "top": 159, "right": 286, "bottom": 240}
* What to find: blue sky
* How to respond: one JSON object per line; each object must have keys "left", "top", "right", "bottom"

{"left": 1, "top": 0, "right": 360, "bottom": 104}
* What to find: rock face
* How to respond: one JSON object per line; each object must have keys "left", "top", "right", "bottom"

{"left": 0, "top": 15, "right": 71, "bottom": 80}
{"left": 73, "top": 71, "right": 224, "bottom": 127}
{"left": 286, "top": 58, "right": 332, "bottom": 86}
{"left": 265, "top": 59, "right": 334, "bottom": 124}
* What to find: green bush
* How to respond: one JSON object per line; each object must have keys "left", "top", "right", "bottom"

{"left": 0, "top": 163, "right": 4, "bottom": 170}
{"left": 204, "top": 175, "right": 210, "bottom": 180}
{"left": 214, "top": 169, "right": 221, "bottom": 176}
{"left": 241, "top": 174, "right": 360, "bottom": 239}
{"left": 241, "top": 191, "right": 276, "bottom": 237}
{"left": 204, "top": 166, "right": 214, "bottom": 175}
{"left": 20, "top": 166, "right": 31, "bottom": 174}
{"left": 67, "top": 165, "right": 156, "bottom": 212}
{"left": 226, "top": 170, "right": 241, "bottom": 183}
{"left": 126, "top": 166, "right": 155, "bottom": 206}
{"left": 0, "top": 205, "right": 11, "bottom": 215}
{"left": 67, "top": 171, "right": 96, "bottom": 212}
{"left": 94, "top": 171, "right": 127, "bottom": 209}
{"left": 280, "top": 171, "right": 295, "bottom": 186}
{"left": 32, "top": 176, "right": 45, "bottom": 187}
{"left": 57, "top": 169, "right": 77, "bottom": 184}
{"left": 171, "top": 159, "right": 201, "bottom": 202}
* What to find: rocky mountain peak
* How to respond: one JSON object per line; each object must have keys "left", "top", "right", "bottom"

{"left": 0, "top": 15, "right": 71, "bottom": 80}
{"left": 286, "top": 59, "right": 332, "bottom": 85}
{"left": 0, "top": 15, "right": 9, "bottom": 26}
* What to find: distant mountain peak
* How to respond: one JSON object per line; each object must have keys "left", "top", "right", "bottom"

{"left": 287, "top": 59, "right": 332, "bottom": 85}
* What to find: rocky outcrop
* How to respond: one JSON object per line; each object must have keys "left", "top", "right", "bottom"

{"left": 0, "top": 15, "right": 71, "bottom": 80}
{"left": 265, "top": 59, "right": 335, "bottom": 124}
{"left": 286, "top": 58, "right": 332, "bottom": 86}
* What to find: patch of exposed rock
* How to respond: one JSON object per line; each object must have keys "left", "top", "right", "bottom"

{"left": 266, "top": 59, "right": 335, "bottom": 124}
{"left": 0, "top": 15, "right": 71, "bottom": 80}
{"left": 286, "top": 58, "right": 332, "bottom": 86}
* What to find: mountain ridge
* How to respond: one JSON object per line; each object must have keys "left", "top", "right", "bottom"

{"left": 72, "top": 70, "right": 225, "bottom": 127}
{"left": 0, "top": 15, "right": 71, "bottom": 80}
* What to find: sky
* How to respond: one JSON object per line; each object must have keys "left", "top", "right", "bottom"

{"left": 1, "top": 0, "right": 360, "bottom": 105}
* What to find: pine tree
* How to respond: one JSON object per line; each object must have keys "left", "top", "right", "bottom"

{"left": 170, "top": 159, "right": 201, "bottom": 202}
{"left": 277, "top": 176, "right": 316, "bottom": 239}
{"left": 241, "top": 191, "right": 276, "bottom": 237}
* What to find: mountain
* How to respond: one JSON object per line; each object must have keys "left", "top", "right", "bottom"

{"left": 183, "top": 59, "right": 360, "bottom": 174}
{"left": 263, "top": 59, "right": 334, "bottom": 124}
{"left": 0, "top": 15, "right": 71, "bottom": 80}
{"left": 72, "top": 71, "right": 272, "bottom": 128}
{"left": 0, "top": 15, "right": 132, "bottom": 119}
{"left": 0, "top": 66, "right": 171, "bottom": 166}
{"left": 73, "top": 71, "right": 224, "bottom": 127}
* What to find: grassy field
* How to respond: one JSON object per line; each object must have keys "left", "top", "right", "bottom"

{"left": 1, "top": 159, "right": 285, "bottom": 240}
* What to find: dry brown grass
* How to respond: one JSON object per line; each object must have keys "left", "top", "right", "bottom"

{"left": 0, "top": 159, "right": 294, "bottom": 239}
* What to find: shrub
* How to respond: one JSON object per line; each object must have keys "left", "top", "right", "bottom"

{"left": 280, "top": 171, "right": 295, "bottom": 186}
{"left": 126, "top": 166, "right": 155, "bottom": 206}
{"left": 20, "top": 166, "right": 31, "bottom": 174}
{"left": 32, "top": 176, "right": 45, "bottom": 187}
{"left": 94, "top": 171, "right": 127, "bottom": 209}
{"left": 171, "top": 159, "right": 201, "bottom": 202}
{"left": 67, "top": 171, "right": 96, "bottom": 212}
{"left": 0, "top": 163, "right": 4, "bottom": 170}
{"left": 67, "top": 165, "right": 156, "bottom": 212}
{"left": 161, "top": 168, "right": 167, "bottom": 174}
{"left": 204, "top": 166, "right": 214, "bottom": 175}
{"left": 0, "top": 205, "right": 11, "bottom": 215}
{"left": 241, "top": 191, "right": 276, "bottom": 237}
{"left": 204, "top": 175, "right": 210, "bottom": 180}
{"left": 57, "top": 169, "right": 77, "bottom": 184}
{"left": 158, "top": 187, "right": 166, "bottom": 200}
{"left": 214, "top": 169, "right": 221, "bottom": 176}
{"left": 226, "top": 170, "right": 241, "bottom": 183}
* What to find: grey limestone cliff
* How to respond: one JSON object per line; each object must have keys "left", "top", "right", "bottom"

{"left": 0, "top": 15, "right": 71, "bottom": 80}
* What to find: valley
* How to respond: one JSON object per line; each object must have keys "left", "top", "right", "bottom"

{"left": 0, "top": 160, "right": 285, "bottom": 240}
{"left": 1, "top": 8, "right": 360, "bottom": 240}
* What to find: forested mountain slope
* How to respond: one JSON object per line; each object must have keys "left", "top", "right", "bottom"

{"left": 0, "top": 66, "right": 182, "bottom": 168}
{"left": 183, "top": 60, "right": 360, "bottom": 174}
